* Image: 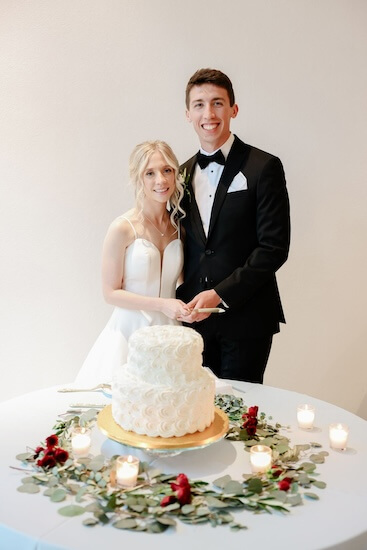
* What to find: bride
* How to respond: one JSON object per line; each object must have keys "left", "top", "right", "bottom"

{"left": 75, "top": 140, "right": 190, "bottom": 386}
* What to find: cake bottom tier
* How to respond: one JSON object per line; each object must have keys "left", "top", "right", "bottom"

{"left": 112, "top": 372, "right": 215, "bottom": 438}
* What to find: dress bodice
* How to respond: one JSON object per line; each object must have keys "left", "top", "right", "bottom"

{"left": 123, "top": 238, "right": 184, "bottom": 299}
{"left": 74, "top": 228, "right": 184, "bottom": 386}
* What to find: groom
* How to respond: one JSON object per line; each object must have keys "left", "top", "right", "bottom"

{"left": 176, "top": 68, "right": 290, "bottom": 383}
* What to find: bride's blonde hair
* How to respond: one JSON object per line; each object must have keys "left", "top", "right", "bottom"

{"left": 129, "top": 140, "right": 185, "bottom": 229}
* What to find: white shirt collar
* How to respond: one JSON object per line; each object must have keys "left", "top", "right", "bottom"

{"left": 199, "top": 133, "right": 234, "bottom": 160}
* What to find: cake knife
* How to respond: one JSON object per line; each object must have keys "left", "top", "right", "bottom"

{"left": 193, "top": 307, "right": 226, "bottom": 313}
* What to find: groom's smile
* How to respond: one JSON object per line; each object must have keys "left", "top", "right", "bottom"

{"left": 186, "top": 83, "right": 238, "bottom": 152}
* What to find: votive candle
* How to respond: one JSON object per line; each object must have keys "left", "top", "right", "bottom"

{"left": 297, "top": 404, "right": 315, "bottom": 429}
{"left": 71, "top": 427, "right": 91, "bottom": 458}
{"left": 250, "top": 445, "right": 272, "bottom": 473}
{"left": 329, "top": 423, "right": 349, "bottom": 450}
{"left": 116, "top": 455, "right": 139, "bottom": 487}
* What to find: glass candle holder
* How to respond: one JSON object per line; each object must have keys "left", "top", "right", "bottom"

{"left": 250, "top": 445, "right": 272, "bottom": 473}
{"left": 297, "top": 404, "right": 315, "bottom": 429}
{"left": 116, "top": 455, "right": 139, "bottom": 488}
{"left": 71, "top": 427, "right": 91, "bottom": 458}
{"left": 329, "top": 423, "right": 349, "bottom": 450}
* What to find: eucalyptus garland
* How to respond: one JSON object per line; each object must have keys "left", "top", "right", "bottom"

{"left": 13, "top": 395, "right": 327, "bottom": 534}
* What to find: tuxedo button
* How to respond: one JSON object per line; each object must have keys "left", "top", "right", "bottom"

{"left": 205, "top": 249, "right": 214, "bottom": 256}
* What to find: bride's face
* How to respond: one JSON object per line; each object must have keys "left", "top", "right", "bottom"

{"left": 142, "top": 151, "right": 176, "bottom": 204}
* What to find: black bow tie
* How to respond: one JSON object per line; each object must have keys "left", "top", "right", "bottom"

{"left": 196, "top": 150, "right": 225, "bottom": 169}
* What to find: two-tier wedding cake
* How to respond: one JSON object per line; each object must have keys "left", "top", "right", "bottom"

{"left": 111, "top": 325, "right": 215, "bottom": 438}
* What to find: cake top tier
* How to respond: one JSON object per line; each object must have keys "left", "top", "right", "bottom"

{"left": 128, "top": 325, "right": 203, "bottom": 357}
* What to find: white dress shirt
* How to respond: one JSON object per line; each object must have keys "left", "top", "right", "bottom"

{"left": 193, "top": 133, "right": 234, "bottom": 236}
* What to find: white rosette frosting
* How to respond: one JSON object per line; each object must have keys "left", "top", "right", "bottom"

{"left": 112, "top": 325, "right": 215, "bottom": 437}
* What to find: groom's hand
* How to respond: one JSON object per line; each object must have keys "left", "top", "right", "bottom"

{"left": 178, "top": 289, "right": 221, "bottom": 323}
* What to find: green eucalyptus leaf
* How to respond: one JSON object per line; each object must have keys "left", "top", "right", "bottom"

{"left": 181, "top": 515, "right": 209, "bottom": 524}
{"left": 17, "top": 483, "right": 40, "bottom": 494}
{"left": 310, "top": 454, "right": 325, "bottom": 464}
{"left": 162, "top": 502, "right": 180, "bottom": 512}
{"left": 312, "top": 480, "right": 327, "bottom": 489}
{"left": 83, "top": 518, "right": 99, "bottom": 526}
{"left": 181, "top": 504, "right": 195, "bottom": 514}
{"left": 230, "top": 522, "right": 248, "bottom": 531}
{"left": 16, "top": 452, "right": 33, "bottom": 462}
{"left": 223, "top": 480, "right": 244, "bottom": 494}
{"left": 75, "top": 486, "right": 89, "bottom": 503}
{"left": 304, "top": 492, "right": 320, "bottom": 500}
{"left": 297, "top": 472, "right": 311, "bottom": 485}
{"left": 113, "top": 518, "right": 138, "bottom": 530}
{"left": 299, "top": 462, "right": 316, "bottom": 473}
{"left": 196, "top": 507, "right": 211, "bottom": 516}
{"left": 47, "top": 476, "right": 59, "bottom": 487}
{"left": 130, "top": 504, "right": 146, "bottom": 513}
{"left": 286, "top": 494, "right": 302, "bottom": 506}
{"left": 125, "top": 496, "right": 137, "bottom": 506}
{"left": 270, "top": 490, "right": 287, "bottom": 503}
{"left": 148, "top": 468, "right": 162, "bottom": 479}
{"left": 50, "top": 488, "right": 67, "bottom": 502}
{"left": 95, "top": 512, "right": 109, "bottom": 524}
{"left": 275, "top": 444, "right": 290, "bottom": 454}
{"left": 157, "top": 516, "right": 177, "bottom": 526}
{"left": 88, "top": 455, "right": 105, "bottom": 472}
{"left": 58, "top": 505, "right": 86, "bottom": 517}
{"left": 295, "top": 444, "right": 311, "bottom": 452}
{"left": 244, "top": 439, "right": 258, "bottom": 446}
{"left": 246, "top": 478, "right": 263, "bottom": 494}
{"left": 213, "top": 475, "right": 232, "bottom": 488}
{"left": 21, "top": 476, "right": 38, "bottom": 484}
{"left": 148, "top": 521, "right": 169, "bottom": 533}
{"left": 205, "top": 496, "right": 229, "bottom": 508}
{"left": 84, "top": 502, "right": 101, "bottom": 512}
{"left": 260, "top": 437, "right": 276, "bottom": 446}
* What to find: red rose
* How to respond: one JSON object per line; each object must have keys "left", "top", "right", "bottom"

{"left": 278, "top": 479, "right": 292, "bottom": 491}
{"left": 271, "top": 466, "right": 283, "bottom": 478}
{"left": 242, "top": 416, "right": 258, "bottom": 435}
{"left": 248, "top": 406, "right": 259, "bottom": 418}
{"left": 241, "top": 406, "right": 259, "bottom": 435}
{"left": 169, "top": 473, "right": 192, "bottom": 506}
{"left": 45, "top": 435, "right": 59, "bottom": 448}
{"left": 175, "top": 484, "right": 191, "bottom": 505}
{"left": 54, "top": 448, "right": 69, "bottom": 464}
{"left": 33, "top": 446, "right": 44, "bottom": 459}
{"left": 37, "top": 454, "right": 57, "bottom": 469}
{"left": 175, "top": 473, "right": 189, "bottom": 486}
{"left": 160, "top": 495, "right": 176, "bottom": 507}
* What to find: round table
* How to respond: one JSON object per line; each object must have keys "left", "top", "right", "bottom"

{"left": 1, "top": 381, "right": 366, "bottom": 550}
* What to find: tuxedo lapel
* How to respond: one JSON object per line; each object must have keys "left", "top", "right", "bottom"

{"left": 182, "top": 156, "right": 206, "bottom": 245}
{"left": 207, "top": 137, "right": 248, "bottom": 239}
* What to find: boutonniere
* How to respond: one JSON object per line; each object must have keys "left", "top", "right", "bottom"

{"left": 179, "top": 168, "right": 191, "bottom": 202}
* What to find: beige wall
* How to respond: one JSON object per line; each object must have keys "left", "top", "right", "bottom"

{"left": 1, "top": 0, "right": 367, "bottom": 417}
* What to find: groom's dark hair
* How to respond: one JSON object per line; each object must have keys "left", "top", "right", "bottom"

{"left": 185, "top": 68, "right": 236, "bottom": 108}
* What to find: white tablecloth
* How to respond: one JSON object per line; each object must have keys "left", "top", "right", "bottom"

{"left": 1, "top": 382, "right": 367, "bottom": 550}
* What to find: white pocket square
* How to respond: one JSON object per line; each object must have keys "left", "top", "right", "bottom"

{"left": 228, "top": 171, "right": 247, "bottom": 192}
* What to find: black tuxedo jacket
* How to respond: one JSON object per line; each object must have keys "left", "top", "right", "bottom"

{"left": 176, "top": 135, "right": 290, "bottom": 338}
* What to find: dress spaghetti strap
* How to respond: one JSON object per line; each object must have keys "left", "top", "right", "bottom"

{"left": 121, "top": 216, "right": 137, "bottom": 239}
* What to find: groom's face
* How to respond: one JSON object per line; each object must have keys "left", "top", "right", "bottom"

{"left": 186, "top": 83, "right": 238, "bottom": 153}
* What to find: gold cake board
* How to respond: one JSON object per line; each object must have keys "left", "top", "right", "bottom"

{"left": 97, "top": 405, "right": 228, "bottom": 451}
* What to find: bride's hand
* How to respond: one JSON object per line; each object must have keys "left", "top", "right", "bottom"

{"left": 160, "top": 299, "right": 191, "bottom": 320}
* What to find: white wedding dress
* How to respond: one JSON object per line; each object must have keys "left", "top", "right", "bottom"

{"left": 75, "top": 217, "right": 184, "bottom": 386}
